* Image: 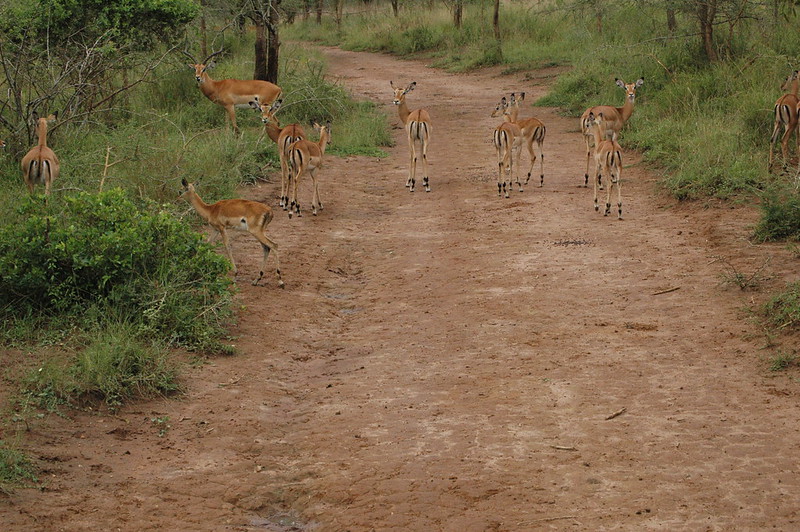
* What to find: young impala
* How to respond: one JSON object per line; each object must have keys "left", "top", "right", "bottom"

{"left": 251, "top": 98, "right": 306, "bottom": 210}
{"left": 492, "top": 97, "right": 523, "bottom": 198}
{"left": 390, "top": 81, "right": 432, "bottom": 192}
{"left": 769, "top": 70, "right": 800, "bottom": 171}
{"left": 586, "top": 112, "right": 623, "bottom": 219}
{"left": 184, "top": 49, "right": 281, "bottom": 134}
{"left": 580, "top": 78, "right": 643, "bottom": 186}
{"left": 493, "top": 93, "right": 546, "bottom": 188}
{"left": 180, "top": 178, "right": 284, "bottom": 288}
{"left": 21, "top": 112, "right": 60, "bottom": 196}
{"left": 287, "top": 122, "right": 331, "bottom": 218}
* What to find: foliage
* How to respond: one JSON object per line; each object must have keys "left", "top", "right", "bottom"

{"left": 761, "top": 281, "right": 800, "bottom": 331}
{"left": 0, "top": 441, "right": 37, "bottom": 492}
{"left": 0, "top": 189, "right": 234, "bottom": 352}
{"left": 753, "top": 184, "right": 800, "bottom": 241}
{"left": 20, "top": 324, "right": 180, "bottom": 411}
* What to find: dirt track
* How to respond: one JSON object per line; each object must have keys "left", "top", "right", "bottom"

{"left": 2, "top": 46, "right": 800, "bottom": 531}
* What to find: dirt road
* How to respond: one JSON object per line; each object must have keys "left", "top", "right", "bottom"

{"left": 2, "top": 46, "right": 799, "bottom": 531}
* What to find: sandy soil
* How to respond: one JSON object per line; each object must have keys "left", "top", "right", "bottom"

{"left": 2, "top": 46, "right": 800, "bottom": 531}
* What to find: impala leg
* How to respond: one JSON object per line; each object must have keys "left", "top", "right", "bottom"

{"left": 218, "top": 227, "right": 237, "bottom": 276}
{"left": 538, "top": 140, "right": 545, "bottom": 187}
{"left": 225, "top": 105, "right": 239, "bottom": 135}
{"left": 421, "top": 135, "right": 431, "bottom": 192}
{"left": 279, "top": 153, "right": 289, "bottom": 209}
{"left": 523, "top": 137, "right": 535, "bottom": 187}
{"left": 615, "top": 168, "right": 623, "bottom": 219}
{"left": 252, "top": 233, "right": 284, "bottom": 288}
{"left": 310, "top": 168, "right": 320, "bottom": 215}
{"left": 593, "top": 162, "right": 601, "bottom": 213}
{"left": 584, "top": 135, "right": 592, "bottom": 187}
{"left": 408, "top": 137, "right": 417, "bottom": 192}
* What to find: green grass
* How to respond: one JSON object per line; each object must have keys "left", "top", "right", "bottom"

{"left": 0, "top": 441, "right": 37, "bottom": 493}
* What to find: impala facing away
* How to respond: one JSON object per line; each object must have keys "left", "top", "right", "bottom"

{"left": 21, "top": 112, "right": 60, "bottom": 196}
{"left": 580, "top": 78, "right": 643, "bottom": 186}
{"left": 390, "top": 81, "right": 432, "bottom": 192}
{"left": 492, "top": 97, "right": 523, "bottom": 198}
{"left": 287, "top": 122, "right": 331, "bottom": 218}
{"left": 586, "top": 111, "right": 623, "bottom": 219}
{"left": 493, "top": 93, "right": 546, "bottom": 188}
{"left": 180, "top": 178, "right": 284, "bottom": 287}
{"left": 251, "top": 98, "right": 306, "bottom": 210}
{"left": 184, "top": 50, "right": 281, "bottom": 135}
{"left": 769, "top": 70, "right": 800, "bottom": 171}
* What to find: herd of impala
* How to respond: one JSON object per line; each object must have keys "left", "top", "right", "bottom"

{"left": 5, "top": 49, "right": 798, "bottom": 288}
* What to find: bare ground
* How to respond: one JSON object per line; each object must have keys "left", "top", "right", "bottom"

{"left": 2, "top": 46, "right": 800, "bottom": 531}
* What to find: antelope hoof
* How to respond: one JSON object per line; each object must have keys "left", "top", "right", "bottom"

{"left": 278, "top": 279, "right": 286, "bottom": 289}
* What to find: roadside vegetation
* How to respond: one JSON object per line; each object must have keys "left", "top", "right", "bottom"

{"left": 0, "top": 0, "right": 391, "bottom": 487}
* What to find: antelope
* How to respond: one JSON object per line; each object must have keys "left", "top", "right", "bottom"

{"left": 179, "top": 178, "right": 284, "bottom": 288}
{"left": 769, "top": 70, "right": 800, "bottom": 171}
{"left": 494, "top": 92, "right": 546, "bottom": 188}
{"left": 580, "top": 78, "right": 643, "bottom": 187}
{"left": 287, "top": 122, "right": 331, "bottom": 218}
{"left": 21, "top": 112, "right": 60, "bottom": 196}
{"left": 0, "top": 139, "right": 5, "bottom": 149}
{"left": 251, "top": 98, "right": 306, "bottom": 210}
{"left": 184, "top": 49, "right": 282, "bottom": 135}
{"left": 586, "top": 111, "right": 623, "bottom": 219}
{"left": 390, "top": 81, "right": 432, "bottom": 192}
{"left": 492, "top": 97, "right": 523, "bottom": 198}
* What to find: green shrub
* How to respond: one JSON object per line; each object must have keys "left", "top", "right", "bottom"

{"left": 0, "top": 441, "right": 37, "bottom": 492}
{"left": 761, "top": 281, "right": 800, "bottom": 330}
{"left": 0, "top": 189, "right": 234, "bottom": 352}
{"left": 754, "top": 185, "right": 800, "bottom": 242}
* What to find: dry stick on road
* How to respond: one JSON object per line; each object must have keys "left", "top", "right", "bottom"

{"left": 390, "top": 80, "right": 432, "bottom": 192}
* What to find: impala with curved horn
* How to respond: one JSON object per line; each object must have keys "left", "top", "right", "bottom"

{"left": 183, "top": 49, "right": 281, "bottom": 134}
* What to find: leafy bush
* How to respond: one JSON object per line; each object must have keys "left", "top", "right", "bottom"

{"left": 0, "top": 189, "right": 234, "bottom": 352}
{"left": 753, "top": 185, "right": 800, "bottom": 242}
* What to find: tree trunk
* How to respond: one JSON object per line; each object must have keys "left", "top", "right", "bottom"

{"left": 335, "top": 0, "right": 343, "bottom": 26}
{"left": 200, "top": 11, "right": 208, "bottom": 58}
{"left": 666, "top": 8, "right": 677, "bottom": 33}
{"left": 391, "top": 0, "right": 399, "bottom": 17}
{"left": 454, "top": 0, "right": 463, "bottom": 28}
{"left": 267, "top": 0, "right": 281, "bottom": 84}
{"left": 697, "top": 0, "right": 718, "bottom": 62}
{"left": 316, "top": 0, "right": 323, "bottom": 24}
{"left": 493, "top": 0, "right": 501, "bottom": 42}
{"left": 254, "top": 16, "right": 268, "bottom": 81}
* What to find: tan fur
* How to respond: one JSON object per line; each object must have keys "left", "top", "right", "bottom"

{"left": 391, "top": 81, "right": 432, "bottom": 192}
{"left": 21, "top": 113, "right": 60, "bottom": 196}
{"left": 586, "top": 112, "right": 623, "bottom": 219}
{"left": 188, "top": 61, "right": 281, "bottom": 134}
{"left": 580, "top": 78, "right": 643, "bottom": 186}
{"left": 495, "top": 93, "right": 547, "bottom": 188}
{"left": 769, "top": 70, "right": 800, "bottom": 171}
{"left": 492, "top": 98, "right": 523, "bottom": 198}
{"left": 255, "top": 99, "right": 306, "bottom": 210}
{"left": 287, "top": 123, "right": 331, "bottom": 218}
{"left": 180, "top": 179, "right": 284, "bottom": 287}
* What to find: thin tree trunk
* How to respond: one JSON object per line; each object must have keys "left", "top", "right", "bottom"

{"left": 697, "top": 0, "right": 718, "bottom": 62}
{"left": 267, "top": 0, "right": 281, "bottom": 84}
{"left": 254, "top": 16, "right": 268, "bottom": 81}
{"left": 316, "top": 0, "right": 323, "bottom": 24}
{"left": 391, "top": 0, "right": 399, "bottom": 16}
{"left": 493, "top": 0, "right": 501, "bottom": 42}
{"left": 454, "top": 0, "right": 463, "bottom": 28}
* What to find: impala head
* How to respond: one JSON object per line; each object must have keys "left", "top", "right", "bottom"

{"left": 179, "top": 177, "right": 197, "bottom": 197}
{"left": 0, "top": 139, "right": 5, "bottom": 149}
{"left": 313, "top": 121, "right": 332, "bottom": 143}
{"left": 615, "top": 78, "right": 645, "bottom": 103}
{"left": 390, "top": 81, "right": 416, "bottom": 105}
{"left": 491, "top": 96, "right": 509, "bottom": 118}
{"left": 781, "top": 70, "right": 800, "bottom": 92}
{"left": 259, "top": 98, "right": 283, "bottom": 124}
{"left": 184, "top": 49, "right": 224, "bottom": 83}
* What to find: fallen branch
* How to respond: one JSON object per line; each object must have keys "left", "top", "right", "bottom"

{"left": 652, "top": 287, "right": 680, "bottom": 296}
{"left": 551, "top": 445, "right": 577, "bottom": 451}
{"left": 605, "top": 407, "right": 627, "bottom": 420}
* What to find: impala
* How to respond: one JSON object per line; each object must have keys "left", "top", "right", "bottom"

{"left": 492, "top": 97, "right": 523, "bottom": 198}
{"left": 390, "top": 81, "right": 432, "bottom": 192}
{"left": 0, "top": 139, "right": 5, "bottom": 148}
{"left": 580, "top": 78, "right": 643, "bottom": 186}
{"left": 184, "top": 49, "right": 281, "bottom": 135}
{"left": 21, "top": 112, "right": 60, "bottom": 196}
{"left": 493, "top": 92, "right": 546, "bottom": 188}
{"left": 287, "top": 122, "right": 331, "bottom": 218}
{"left": 769, "top": 70, "right": 800, "bottom": 171}
{"left": 251, "top": 98, "right": 306, "bottom": 210}
{"left": 586, "top": 112, "right": 623, "bottom": 219}
{"left": 180, "top": 178, "right": 284, "bottom": 287}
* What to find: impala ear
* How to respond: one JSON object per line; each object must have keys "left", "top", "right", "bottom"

{"left": 405, "top": 81, "right": 417, "bottom": 94}
{"left": 615, "top": 78, "right": 625, "bottom": 88}
{"left": 390, "top": 80, "right": 396, "bottom": 89}
{"left": 187, "top": 63, "right": 196, "bottom": 70}
{"left": 205, "top": 61, "right": 216, "bottom": 71}
{"left": 518, "top": 92, "right": 526, "bottom": 102}
{"left": 635, "top": 78, "right": 644, "bottom": 87}
{"left": 181, "top": 178, "right": 188, "bottom": 187}
{"left": 270, "top": 99, "right": 283, "bottom": 113}
{"left": 249, "top": 96, "right": 261, "bottom": 111}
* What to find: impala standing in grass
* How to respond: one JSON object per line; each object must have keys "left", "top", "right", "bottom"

{"left": 180, "top": 178, "right": 284, "bottom": 288}
{"left": 184, "top": 49, "right": 281, "bottom": 135}
{"left": 391, "top": 81, "right": 432, "bottom": 192}
{"left": 21, "top": 112, "right": 60, "bottom": 196}
{"left": 769, "top": 70, "right": 799, "bottom": 171}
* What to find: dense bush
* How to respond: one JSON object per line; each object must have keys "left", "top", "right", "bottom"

{"left": 0, "top": 189, "right": 234, "bottom": 352}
